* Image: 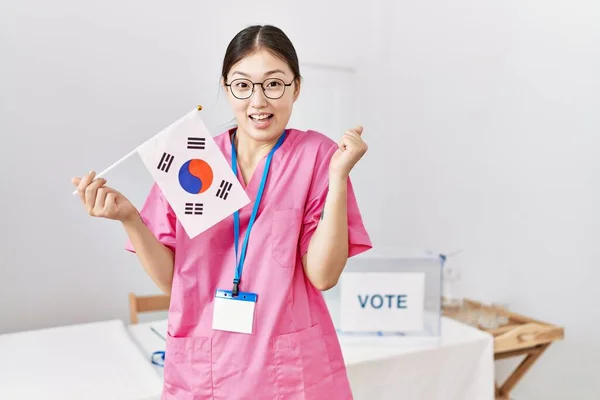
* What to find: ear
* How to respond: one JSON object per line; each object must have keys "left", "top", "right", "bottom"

{"left": 221, "top": 77, "right": 233, "bottom": 101}
{"left": 293, "top": 77, "right": 301, "bottom": 101}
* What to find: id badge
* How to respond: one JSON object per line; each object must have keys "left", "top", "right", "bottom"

{"left": 212, "top": 289, "right": 257, "bottom": 334}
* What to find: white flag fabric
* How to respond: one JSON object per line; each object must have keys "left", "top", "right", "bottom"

{"left": 136, "top": 109, "right": 250, "bottom": 239}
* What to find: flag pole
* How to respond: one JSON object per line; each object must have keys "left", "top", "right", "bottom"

{"left": 71, "top": 105, "right": 203, "bottom": 195}
{"left": 72, "top": 146, "right": 139, "bottom": 195}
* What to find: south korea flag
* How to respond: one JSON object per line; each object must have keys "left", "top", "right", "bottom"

{"left": 136, "top": 109, "right": 250, "bottom": 238}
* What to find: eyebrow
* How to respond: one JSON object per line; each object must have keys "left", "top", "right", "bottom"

{"left": 231, "top": 69, "right": 288, "bottom": 78}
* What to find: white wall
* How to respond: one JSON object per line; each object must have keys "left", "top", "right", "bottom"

{"left": 369, "top": 1, "right": 599, "bottom": 399}
{"left": 0, "top": 0, "right": 369, "bottom": 333}
{"left": 1, "top": 0, "right": 599, "bottom": 399}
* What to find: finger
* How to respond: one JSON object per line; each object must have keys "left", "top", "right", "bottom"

{"left": 339, "top": 134, "right": 358, "bottom": 151}
{"left": 344, "top": 127, "right": 364, "bottom": 140}
{"left": 93, "top": 187, "right": 108, "bottom": 215}
{"left": 78, "top": 171, "right": 95, "bottom": 191}
{"left": 84, "top": 178, "right": 106, "bottom": 214}
{"left": 104, "top": 192, "right": 117, "bottom": 216}
{"left": 338, "top": 135, "right": 347, "bottom": 150}
{"left": 346, "top": 126, "right": 363, "bottom": 137}
{"left": 341, "top": 133, "right": 362, "bottom": 149}
{"left": 341, "top": 134, "right": 368, "bottom": 156}
{"left": 77, "top": 171, "right": 95, "bottom": 203}
{"left": 72, "top": 177, "right": 84, "bottom": 202}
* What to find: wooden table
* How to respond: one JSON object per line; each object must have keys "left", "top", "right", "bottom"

{"left": 443, "top": 299, "right": 564, "bottom": 400}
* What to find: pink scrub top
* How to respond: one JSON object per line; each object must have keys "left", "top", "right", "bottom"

{"left": 126, "top": 128, "right": 372, "bottom": 399}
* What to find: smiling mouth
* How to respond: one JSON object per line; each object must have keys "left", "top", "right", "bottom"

{"left": 249, "top": 113, "right": 274, "bottom": 121}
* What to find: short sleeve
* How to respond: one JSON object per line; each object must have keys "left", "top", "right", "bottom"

{"left": 299, "top": 143, "right": 373, "bottom": 258}
{"left": 124, "top": 183, "right": 177, "bottom": 253}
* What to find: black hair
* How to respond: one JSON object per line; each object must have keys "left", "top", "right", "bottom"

{"left": 221, "top": 25, "right": 301, "bottom": 85}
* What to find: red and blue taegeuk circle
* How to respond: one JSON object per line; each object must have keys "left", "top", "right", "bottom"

{"left": 178, "top": 159, "right": 214, "bottom": 194}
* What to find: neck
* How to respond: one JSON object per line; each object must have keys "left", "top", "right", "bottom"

{"left": 233, "top": 129, "right": 281, "bottom": 166}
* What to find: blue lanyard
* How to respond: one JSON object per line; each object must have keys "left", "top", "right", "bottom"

{"left": 231, "top": 130, "right": 286, "bottom": 296}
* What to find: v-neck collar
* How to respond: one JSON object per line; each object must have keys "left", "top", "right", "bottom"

{"left": 225, "top": 128, "right": 291, "bottom": 193}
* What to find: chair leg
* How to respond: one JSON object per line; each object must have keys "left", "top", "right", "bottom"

{"left": 128, "top": 292, "right": 139, "bottom": 324}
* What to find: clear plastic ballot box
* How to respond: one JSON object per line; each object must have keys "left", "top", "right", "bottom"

{"left": 322, "top": 248, "right": 445, "bottom": 342}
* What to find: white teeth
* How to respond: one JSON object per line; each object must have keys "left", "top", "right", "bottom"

{"left": 250, "top": 114, "right": 271, "bottom": 120}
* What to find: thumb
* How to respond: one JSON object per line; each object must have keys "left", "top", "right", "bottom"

{"left": 351, "top": 125, "right": 364, "bottom": 136}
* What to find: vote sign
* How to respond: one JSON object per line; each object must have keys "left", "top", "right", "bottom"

{"left": 340, "top": 272, "right": 425, "bottom": 333}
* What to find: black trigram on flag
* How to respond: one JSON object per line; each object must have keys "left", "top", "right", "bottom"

{"left": 157, "top": 152, "right": 174, "bottom": 172}
{"left": 184, "top": 203, "right": 203, "bottom": 215}
{"left": 216, "top": 180, "right": 232, "bottom": 200}
{"left": 187, "top": 137, "right": 206, "bottom": 150}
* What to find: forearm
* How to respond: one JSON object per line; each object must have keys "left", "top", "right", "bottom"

{"left": 304, "top": 175, "right": 349, "bottom": 290}
{"left": 121, "top": 214, "right": 175, "bottom": 295}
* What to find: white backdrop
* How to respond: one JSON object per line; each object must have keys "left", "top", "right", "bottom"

{"left": 1, "top": 1, "right": 599, "bottom": 399}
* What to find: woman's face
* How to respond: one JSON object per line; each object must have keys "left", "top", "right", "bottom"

{"left": 224, "top": 49, "right": 299, "bottom": 143}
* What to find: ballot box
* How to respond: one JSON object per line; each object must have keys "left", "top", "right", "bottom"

{"left": 323, "top": 248, "right": 445, "bottom": 342}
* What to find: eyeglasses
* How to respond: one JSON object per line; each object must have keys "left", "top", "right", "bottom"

{"left": 225, "top": 78, "right": 294, "bottom": 100}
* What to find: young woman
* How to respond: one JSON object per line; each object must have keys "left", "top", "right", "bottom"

{"left": 72, "top": 24, "right": 372, "bottom": 399}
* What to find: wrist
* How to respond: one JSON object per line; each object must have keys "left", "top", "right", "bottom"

{"left": 328, "top": 173, "right": 348, "bottom": 192}
{"left": 121, "top": 211, "right": 143, "bottom": 229}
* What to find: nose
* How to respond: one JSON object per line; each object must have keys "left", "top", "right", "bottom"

{"left": 250, "top": 84, "right": 268, "bottom": 109}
